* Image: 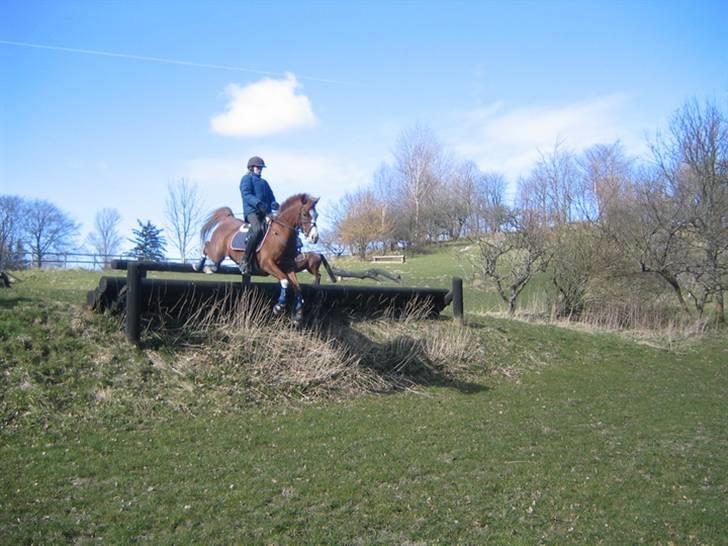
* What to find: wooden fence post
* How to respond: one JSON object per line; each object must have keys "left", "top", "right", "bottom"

{"left": 126, "top": 262, "right": 144, "bottom": 345}
{"left": 452, "top": 276, "right": 464, "bottom": 325}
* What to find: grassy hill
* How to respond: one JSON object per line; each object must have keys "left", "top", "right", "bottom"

{"left": 1, "top": 252, "right": 726, "bottom": 544}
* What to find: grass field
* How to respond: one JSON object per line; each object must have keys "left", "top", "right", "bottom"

{"left": 1, "top": 252, "right": 726, "bottom": 544}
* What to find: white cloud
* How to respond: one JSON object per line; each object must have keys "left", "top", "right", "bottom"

{"left": 210, "top": 73, "right": 317, "bottom": 137}
{"left": 444, "top": 94, "right": 646, "bottom": 183}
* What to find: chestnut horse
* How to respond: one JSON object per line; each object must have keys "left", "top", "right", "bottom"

{"left": 196, "top": 193, "right": 320, "bottom": 320}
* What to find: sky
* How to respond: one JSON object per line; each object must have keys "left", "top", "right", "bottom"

{"left": 1, "top": 0, "right": 727, "bottom": 255}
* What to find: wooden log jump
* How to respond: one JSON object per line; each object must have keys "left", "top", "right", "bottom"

{"left": 329, "top": 267, "right": 401, "bottom": 283}
{"left": 88, "top": 260, "right": 463, "bottom": 345}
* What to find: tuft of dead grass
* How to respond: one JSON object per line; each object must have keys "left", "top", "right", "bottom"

{"left": 156, "top": 291, "right": 483, "bottom": 404}
{"left": 1, "top": 287, "right": 486, "bottom": 431}
{"left": 494, "top": 293, "right": 711, "bottom": 349}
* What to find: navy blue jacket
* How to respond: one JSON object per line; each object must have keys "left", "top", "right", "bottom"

{"left": 240, "top": 172, "right": 277, "bottom": 217}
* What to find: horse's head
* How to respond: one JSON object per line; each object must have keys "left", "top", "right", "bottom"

{"left": 298, "top": 195, "right": 320, "bottom": 244}
{"left": 277, "top": 193, "right": 320, "bottom": 244}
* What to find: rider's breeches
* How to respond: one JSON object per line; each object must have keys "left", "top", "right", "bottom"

{"left": 245, "top": 212, "right": 264, "bottom": 262}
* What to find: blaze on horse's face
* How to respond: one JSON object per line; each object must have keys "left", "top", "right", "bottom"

{"left": 301, "top": 197, "right": 319, "bottom": 244}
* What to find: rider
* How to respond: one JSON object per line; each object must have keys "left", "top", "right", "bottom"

{"left": 240, "top": 156, "right": 279, "bottom": 275}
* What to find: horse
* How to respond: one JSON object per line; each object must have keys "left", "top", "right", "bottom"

{"left": 195, "top": 193, "right": 320, "bottom": 321}
{"left": 294, "top": 252, "right": 337, "bottom": 285}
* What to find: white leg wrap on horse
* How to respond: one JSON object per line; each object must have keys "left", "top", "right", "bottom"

{"left": 277, "top": 278, "right": 290, "bottom": 306}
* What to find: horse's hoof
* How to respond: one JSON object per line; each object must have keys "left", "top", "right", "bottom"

{"left": 203, "top": 266, "right": 215, "bottom": 274}
{"left": 273, "top": 303, "right": 284, "bottom": 315}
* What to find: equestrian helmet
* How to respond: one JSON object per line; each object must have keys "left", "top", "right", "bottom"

{"left": 247, "top": 156, "right": 266, "bottom": 169}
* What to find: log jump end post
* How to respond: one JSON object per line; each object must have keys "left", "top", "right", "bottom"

{"left": 452, "top": 276, "right": 464, "bottom": 325}
{"left": 126, "top": 261, "right": 144, "bottom": 346}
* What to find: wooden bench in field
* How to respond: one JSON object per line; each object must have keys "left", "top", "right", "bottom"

{"left": 371, "top": 255, "right": 405, "bottom": 264}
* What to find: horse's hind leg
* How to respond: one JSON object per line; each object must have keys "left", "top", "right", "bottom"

{"left": 192, "top": 255, "right": 206, "bottom": 272}
{"left": 308, "top": 260, "right": 321, "bottom": 286}
{"left": 196, "top": 241, "right": 221, "bottom": 274}
{"left": 192, "top": 242, "right": 208, "bottom": 272}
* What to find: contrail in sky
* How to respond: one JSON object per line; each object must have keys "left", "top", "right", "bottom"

{"left": 0, "top": 39, "right": 355, "bottom": 85}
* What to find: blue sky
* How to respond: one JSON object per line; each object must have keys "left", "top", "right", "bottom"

{"left": 1, "top": 0, "right": 727, "bottom": 254}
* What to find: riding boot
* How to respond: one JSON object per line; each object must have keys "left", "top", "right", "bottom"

{"left": 241, "top": 231, "right": 258, "bottom": 275}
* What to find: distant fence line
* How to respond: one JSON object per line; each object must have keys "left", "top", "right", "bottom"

{"left": 10, "top": 252, "right": 193, "bottom": 271}
{"left": 5, "top": 248, "right": 385, "bottom": 271}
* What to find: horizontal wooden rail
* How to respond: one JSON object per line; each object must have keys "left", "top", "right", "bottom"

{"left": 110, "top": 259, "right": 242, "bottom": 275}
{"left": 92, "top": 260, "right": 461, "bottom": 345}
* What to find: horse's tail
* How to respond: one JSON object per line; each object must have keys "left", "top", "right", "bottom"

{"left": 319, "top": 254, "right": 337, "bottom": 284}
{"left": 200, "top": 206, "right": 236, "bottom": 242}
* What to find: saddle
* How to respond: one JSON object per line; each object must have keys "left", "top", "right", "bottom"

{"left": 230, "top": 218, "right": 271, "bottom": 252}
{"left": 230, "top": 224, "right": 252, "bottom": 251}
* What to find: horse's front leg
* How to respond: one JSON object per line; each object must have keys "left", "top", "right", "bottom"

{"left": 287, "top": 272, "right": 304, "bottom": 324}
{"left": 258, "top": 260, "right": 289, "bottom": 315}
{"left": 272, "top": 277, "right": 289, "bottom": 315}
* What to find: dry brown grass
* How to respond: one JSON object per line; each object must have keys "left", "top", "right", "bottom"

{"left": 502, "top": 292, "right": 711, "bottom": 349}
{"left": 148, "top": 291, "right": 482, "bottom": 404}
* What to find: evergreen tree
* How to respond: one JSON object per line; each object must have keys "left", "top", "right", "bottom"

{"left": 129, "top": 220, "right": 167, "bottom": 261}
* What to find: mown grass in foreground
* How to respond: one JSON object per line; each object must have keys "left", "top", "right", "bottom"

{"left": 3, "top": 324, "right": 726, "bottom": 544}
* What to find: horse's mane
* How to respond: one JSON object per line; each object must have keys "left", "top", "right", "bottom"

{"left": 279, "top": 193, "right": 312, "bottom": 212}
{"left": 277, "top": 193, "right": 317, "bottom": 222}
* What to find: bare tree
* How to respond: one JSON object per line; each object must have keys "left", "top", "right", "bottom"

{"left": 468, "top": 209, "right": 551, "bottom": 316}
{"left": 517, "top": 143, "right": 579, "bottom": 226}
{"left": 165, "top": 178, "right": 204, "bottom": 262}
{"left": 549, "top": 222, "right": 600, "bottom": 317}
{"left": 537, "top": 142, "right": 634, "bottom": 316}
{"left": 625, "top": 170, "right": 694, "bottom": 310}
{"left": 333, "top": 188, "right": 392, "bottom": 259}
{"left": 392, "top": 124, "right": 445, "bottom": 246}
{"left": 86, "top": 208, "right": 123, "bottom": 268}
{"left": 650, "top": 98, "right": 728, "bottom": 322}
{"left": 474, "top": 171, "right": 509, "bottom": 233}
{"left": 435, "top": 160, "right": 478, "bottom": 240}
{"left": 23, "top": 199, "right": 80, "bottom": 268}
{"left": 0, "top": 195, "right": 25, "bottom": 269}
{"left": 371, "top": 163, "right": 399, "bottom": 251}
{"left": 579, "top": 142, "right": 634, "bottom": 223}
{"left": 318, "top": 227, "right": 346, "bottom": 257}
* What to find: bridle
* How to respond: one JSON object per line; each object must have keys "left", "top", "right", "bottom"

{"left": 270, "top": 205, "right": 316, "bottom": 236}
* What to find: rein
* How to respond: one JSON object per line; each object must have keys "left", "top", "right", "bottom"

{"left": 270, "top": 216, "right": 299, "bottom": 232}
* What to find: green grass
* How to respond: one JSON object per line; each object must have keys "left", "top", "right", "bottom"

{"left": 1, "top": 259, "right": 727, "bottom": 544}
{"left": 330, "top": 241, "right": 555, "bottom": 314}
